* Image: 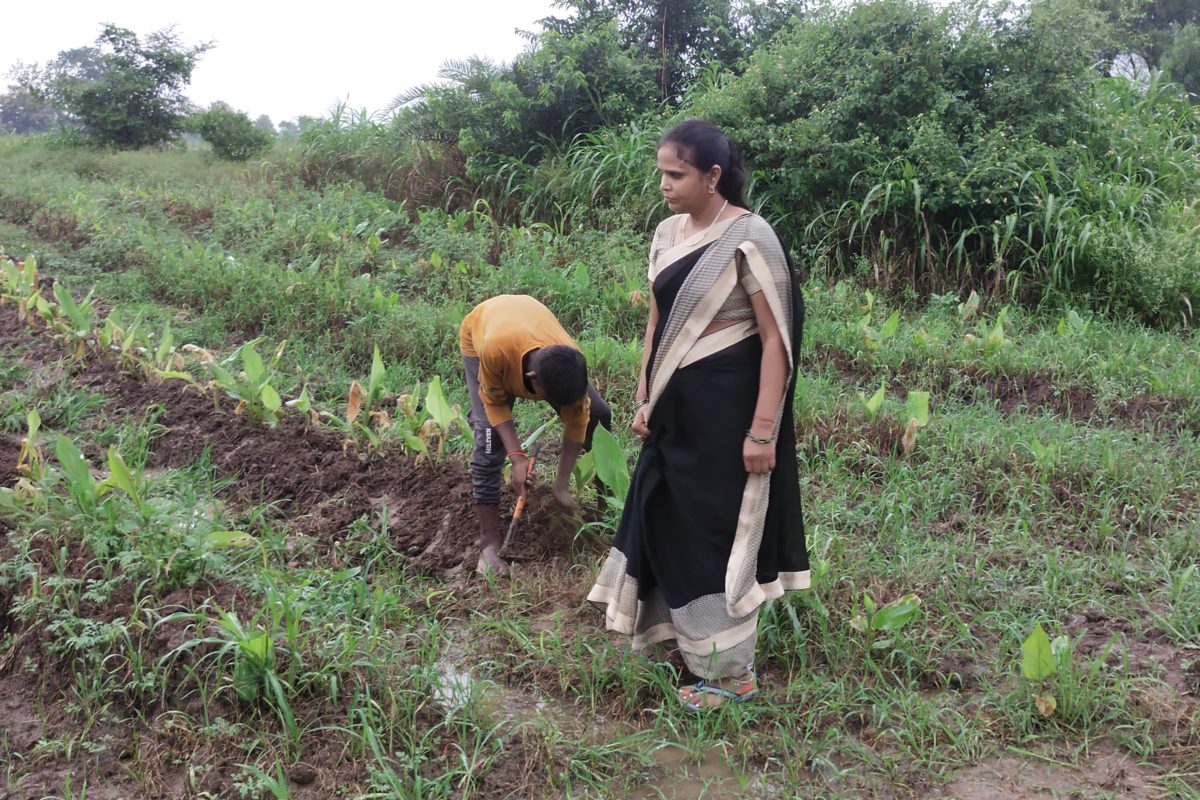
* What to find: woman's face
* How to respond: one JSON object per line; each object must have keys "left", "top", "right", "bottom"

{"left": 657, "top": 144, "right": 717, "bottom": 216}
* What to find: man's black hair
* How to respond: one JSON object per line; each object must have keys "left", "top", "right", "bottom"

{"left": 534, "top": 345, "right": 588, "bottom": 408}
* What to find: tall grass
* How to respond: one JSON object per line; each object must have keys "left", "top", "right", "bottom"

{"left": 798, "top": 75, "right": 1200, "bottom": 323}
{"left": 289, "top": 106, "right": 470, "bottom": 210}
{"left": 481, "top": 120, "right": 666, "bottom": 232}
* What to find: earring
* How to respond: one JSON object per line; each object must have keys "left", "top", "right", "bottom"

{"left": 709, "top": 185, "right": 715, "bottom": 194}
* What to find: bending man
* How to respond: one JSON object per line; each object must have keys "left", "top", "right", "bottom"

{"left": 460, "top": 294, "right": 612, "bottom": 575}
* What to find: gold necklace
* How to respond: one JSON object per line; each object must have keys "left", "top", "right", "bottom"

{"left": 686, "top": 199, "right": 728, "bottom": 241}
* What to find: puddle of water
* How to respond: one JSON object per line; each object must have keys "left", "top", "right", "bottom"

{"left": 432, "top": 629, "right": 586, "bottom": 733}
{"left": 628, "top": 745, "right": 763, "bottom": 800}
{"left": 432, "top": 659, "right": 475, "bottom": 711}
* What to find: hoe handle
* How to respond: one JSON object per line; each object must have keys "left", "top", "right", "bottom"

{"left": 501, "top": 444, "right": 541, "bottom": 552}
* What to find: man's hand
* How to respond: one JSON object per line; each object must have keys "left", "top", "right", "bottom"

{"left": 552, "top": 481, "right": 577, "bottom": 511}
{"left": 510, "top": 454, "right": 532, "bottom": 497}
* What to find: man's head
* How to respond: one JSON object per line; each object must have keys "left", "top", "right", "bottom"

{"left": 529, "top": 345, "right": 588, "bottom": 407}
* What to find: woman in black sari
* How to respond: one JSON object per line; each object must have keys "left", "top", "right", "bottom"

{"left": 588, "top": 120, "right": 808, "bottom": 710}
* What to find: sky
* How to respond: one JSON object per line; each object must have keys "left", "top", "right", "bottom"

{"left": 5, "top": 0, "right": 561, "bottom": 124}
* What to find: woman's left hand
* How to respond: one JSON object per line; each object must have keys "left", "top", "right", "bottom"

{"left": 743, "top": 438, "right": 775, "bottom": 474}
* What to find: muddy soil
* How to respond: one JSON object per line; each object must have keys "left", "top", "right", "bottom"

{"left": 0, "top": 301, "right": 577, "bottom": 577}
{"left": 0, "top": 301, "right": 595, "bottom": 795}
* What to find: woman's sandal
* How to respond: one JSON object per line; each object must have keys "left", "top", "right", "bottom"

{"left": 678, "top": 679, "right": 757, "bottom": 712}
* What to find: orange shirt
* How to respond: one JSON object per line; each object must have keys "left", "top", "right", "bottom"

{"left": 460, "top": 295, "right": 590, "bottom": 443}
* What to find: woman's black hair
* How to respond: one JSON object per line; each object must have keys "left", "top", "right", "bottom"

{"left": 659, "top": 119, "right": 749, "bottom": 209}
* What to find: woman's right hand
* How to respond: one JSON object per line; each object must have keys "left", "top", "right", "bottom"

{"left": 631, "top": 405, "right": 651, "bottom": 440}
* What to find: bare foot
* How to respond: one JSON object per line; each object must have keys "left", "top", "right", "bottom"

{"left": 475, "top": 545, "right": 510, "bottom": 578}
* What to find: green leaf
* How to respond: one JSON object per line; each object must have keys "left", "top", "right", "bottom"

{"left": 870, "top": 594, "right": 921, "bottom": 632}
{"left": 986, "top": 306, "right": 1010, "bottom": 354}
{"left": 99, "top": 315, "right": 119, "bottom": 349}
{"left": 1021, "top": 622, "right": 1056, "bottom": 681}
{"left": 55, "top": 436, "right": 96, "bottom": 506}
{"left": 26, "top": 409, "right": 40, "bottom": 441}
{"left": 286, "top": 385, "right": 312, "bottom": 413}
{"left": 234, "top": 657, "right": 261, "bottom": 702}
{"left": 401, "top": 431, "right": 429, "bottom": 456}
{"left": 242, "top": 632, "right": 272, "bottom": 666}
{"left": 864, "top": 379, "right": 886, "bottom": 419}
{"left": 155, "top": 323, "right": 173, "bottom": 365}
{"left": 424, "top": 375, "right": 454, "bottom": 432}
{"left": 958, "top": 290, "right": 980, "bottom": 321}
{"left": 241, "top": 344, "right": 266, "bottom": 387}
{"left": 205, "top": 530, "right": 255, "bottom": 548}
{"left": 122, "top": 316, "right": 142, "bottom": 352}
{"left": 105, "top": 446, "right": 140, "bottom": 505}
{"left": 206, "top": 362, "right": 240, "bottom": 394}
{"left": 520, "top": 418, "right": 557, "bottom": 451}
{"left": 260, "top": 384, "right": 282, "bottom": 413}
{"left": 904, "top": 391, "right": 930, "bottom": 427}
{"left": 590, "top": 425, "right": 629, "bottom": 501}
{"left": 367, "top": 345, "right": 386, "bottom": 406}
{"left": 53, "top": 282, "right": 88, "bottom": 332}
{"left": 879, "top": 310, "right": 901, "bottom": 340}
{"left": 572, "top": 449, "right": 596, "bottom": 491}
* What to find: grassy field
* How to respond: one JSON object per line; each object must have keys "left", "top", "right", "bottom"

{"left": 0, "top": 141, "right": 1197, "bottom": 799}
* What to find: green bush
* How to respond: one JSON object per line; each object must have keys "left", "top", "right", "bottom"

{"left": 686, "top": 0, "right": 1200, "bottom": 323}
{"left": 398, "top": 23, "right": 657, "bottom": 174}
{"left": 190, "top": 104, "right": 274, "bottom": 161}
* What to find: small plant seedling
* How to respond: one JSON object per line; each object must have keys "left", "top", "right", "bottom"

{"left": 1, "top": 255, "right": 44, "bottom": 325}
{"left": 899, "top": 390, "right": 930, "bottom": 455}
{"left": 850, "top": 593, "right": 922, "bottom": 651}
{"left": 191, "top": 341, "right": 286, "bottom": 425}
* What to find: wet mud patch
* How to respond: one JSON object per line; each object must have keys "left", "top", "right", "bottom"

{"left": 1066, "top": 607, "right": 1198, "bottom": 701}
{"left": 0, "top": 434, "right": 21, "bottom": 486}
{"left": 0, "top": 532, "right": 14, "bottom": 637}
{"left": 0, "top": 302, "right": 72, "bottom": 365}
{"left": 937, "top": 745, "right": 1163, "bottom": 799}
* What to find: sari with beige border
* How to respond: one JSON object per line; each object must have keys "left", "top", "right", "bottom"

{"left": 587, "top": 213, "right": 809, "bottom": 679}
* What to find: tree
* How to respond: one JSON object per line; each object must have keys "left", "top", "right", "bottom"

{"left": 393, "top": 22, "right": 657, "bottom": 171}
{"left": 253, "top": 114, "right": 276, "bottom": 134}
{"left": 189, "top": 103, "right": 273, "bottom": 160}
{"left": 1161, "top": 23, "right": 1200, "bottom": 96}
{"left": 12, "top": 24, "right": 211, "bottom": 148}
{"left": 1091, "top": 0, "right": 1200, "bottom": 95}
{"left": 539, "top": 0, "right": 800, "bottom": 103}
{"left": 0, "top": 86, "right": 60, "bottom": 134}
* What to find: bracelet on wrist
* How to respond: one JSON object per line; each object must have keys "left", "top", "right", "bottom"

{"left": 745, "top": 430, "right": 774, "bottom": 445}
{"left": 633, "top": 398, "right": 648, "bottom": 408}
{"left": 507, "top": 448, "right": 527, "bottom": 460}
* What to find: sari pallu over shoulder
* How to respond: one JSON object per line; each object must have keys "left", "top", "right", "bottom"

{"left": 644, "top": 213, "right": 809, "bottom": 619}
